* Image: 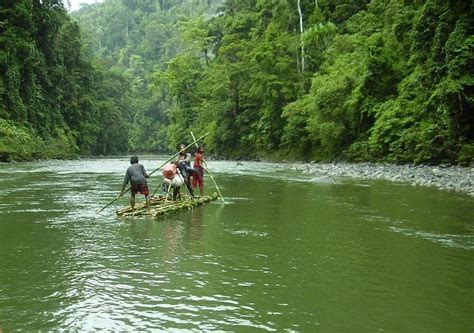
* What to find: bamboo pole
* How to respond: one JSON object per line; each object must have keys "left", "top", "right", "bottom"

{"left": 96, "top": 132, "right": 209, "bottom": 214}
{"left": 178, "top": 172, "right": 195, "bottom": 200}
{"left": 190, "top": 131, "right": 226, "bottom": 203}
{"left": 164, "top": 182, "right": 172, "bottom": 203}
{"left": 96, "top": 188, "right": 130, "bottom": 214}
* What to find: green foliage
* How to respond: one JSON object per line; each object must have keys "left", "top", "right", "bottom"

{"left": 283, "top": 33, "right": 369, "bottom": 159}
{"left": 68, "top": 0, "right": 472, "bottom": 164}
{"left": 284, "top": 0, "right": 473, "bottom": 163}
{"left": 0, "top": 119, "right": 77, "bottom": 161}
{"left": 0, "top": 120, "right": 38, "bottom": 161}
{"left": 0, "top": 0, "right": 130, "bottom": 160}
{"left": 356, "top": 0, "right": 474, "bottom": 164}
{"left": 457, "top": 144, "right": 474, "bottom": 165}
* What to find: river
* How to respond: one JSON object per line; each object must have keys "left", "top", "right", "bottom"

{"left": 0, "top": 157, "right": 472, "bottom": 331}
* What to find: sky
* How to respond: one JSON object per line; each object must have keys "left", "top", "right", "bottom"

{"left": 65, "top": 0, "right": 103, "bottom": 12}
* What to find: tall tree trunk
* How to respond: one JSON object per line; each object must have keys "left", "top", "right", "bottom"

{"left": 297, "top": 0, "right": 305, "bottom": 74}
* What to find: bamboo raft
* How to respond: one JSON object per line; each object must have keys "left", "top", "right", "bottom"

{"left": 116, "top": 192, "right": 219, "bottom": 218}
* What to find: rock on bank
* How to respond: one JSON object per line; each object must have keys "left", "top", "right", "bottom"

{"left": 290, "top": 162, "right": 474, "bottom": 197}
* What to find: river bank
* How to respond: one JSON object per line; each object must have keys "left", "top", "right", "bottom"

{"left": 2, "top": 155, "right": 473, "bottom": 197}
{"left": 289, "top": 162, "right": 474, "bottom": 197}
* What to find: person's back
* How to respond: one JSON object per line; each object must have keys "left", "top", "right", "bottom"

{"left": 125, "top": 163, "right": 148, "bottom": 185}
{"left": 193, "top": 150, "right": 203, "bottom": 169}
{"left": 120, "top": 156, "right": 150, "bottom": 211}
{"left": 162, "top": 163, "right": 177, "bottom": 180}
{"left": 162, "top": 162, "right": 183, "bottom": 200}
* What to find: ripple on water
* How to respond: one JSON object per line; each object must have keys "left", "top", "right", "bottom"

{"left": 56, "top": 279, "right": 269, "bottom": 330}
{"left": 389, "top": 226, "right": 473, "bottom": 250}
{"left": 1, "top": 158, "right": 473, "bottom": 331}
{"left": 226, "top": 228, "right": 270, "bottom": 237}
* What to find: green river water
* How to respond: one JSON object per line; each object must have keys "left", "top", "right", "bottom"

{"left": 0, "top": 158, "right": 472, "bottom": 331}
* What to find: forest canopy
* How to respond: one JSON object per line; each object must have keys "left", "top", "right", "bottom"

{"left": 1, "top": 0, "right": 473, "bottom": 164}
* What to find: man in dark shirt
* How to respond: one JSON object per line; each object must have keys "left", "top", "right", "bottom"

{"left": 120, "top": 156, "right": 150, "bottom": 210}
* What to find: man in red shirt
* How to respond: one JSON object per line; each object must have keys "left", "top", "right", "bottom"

{"left": 192, "top": 145, "right": 205, "bottom": 197}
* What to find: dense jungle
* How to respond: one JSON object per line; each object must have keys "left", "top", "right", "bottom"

{"left": 1, "top": 0, "right": 473, "bottom": 164}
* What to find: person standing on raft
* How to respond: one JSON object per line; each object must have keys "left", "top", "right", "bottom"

{"left": 176, "top": 143, "right": 194, "bottom": 197}
{"left": 162, "top": 161, "right": 184, "bottom": 200}
{"left": 192, "top": 144, "right": 205, "bottom": 197}
{"left": 120, "top": 156, "right": 150, "bottom": 210}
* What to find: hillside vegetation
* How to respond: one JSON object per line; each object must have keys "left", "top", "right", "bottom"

{"left": 1, "top": 0, "right": 473, "bottom": 164}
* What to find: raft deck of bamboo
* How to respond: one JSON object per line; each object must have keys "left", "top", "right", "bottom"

{"left": 116, "top": 192, "right": 219, "bottom": 218}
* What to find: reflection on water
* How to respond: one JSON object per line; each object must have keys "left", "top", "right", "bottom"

{"left": 0, "top": 158, "right": 473, "bottom": 331}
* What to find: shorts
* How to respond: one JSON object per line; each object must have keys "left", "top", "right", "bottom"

{"left": 192, "top": 167, "right": 204, "bottom": 187}
{"left": 131, "top": 183, "right": 149, "bottom": 196}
